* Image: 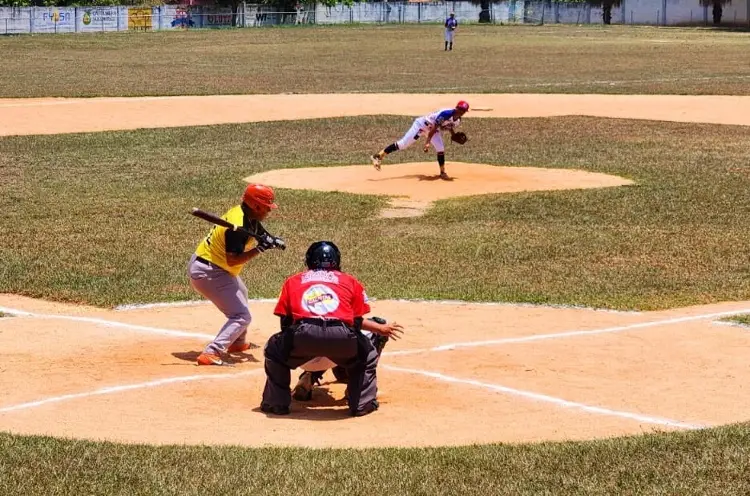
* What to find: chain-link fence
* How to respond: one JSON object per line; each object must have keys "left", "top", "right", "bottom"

{"left": 1, "top": 1, "right": 748, "bottom": 35}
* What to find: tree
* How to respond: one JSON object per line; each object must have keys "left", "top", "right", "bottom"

{"left": 586, "top": 0, "right": 622, "bottom": 24}
{"left": 469, "top": 0, "right": 492, "bottom": 23}
{"left": 699, "top": 0, "right": 732, "bottom": 24}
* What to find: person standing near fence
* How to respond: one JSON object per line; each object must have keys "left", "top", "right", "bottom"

{"left": 444, "top": 12, "right": 458, "bottom": 51}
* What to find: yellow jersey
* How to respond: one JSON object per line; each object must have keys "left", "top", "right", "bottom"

{"left": 194, "top": 205, "right": 257, "bottom": 277}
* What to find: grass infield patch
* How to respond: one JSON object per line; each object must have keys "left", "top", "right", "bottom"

{"left": 1, "top": 25, "right": 750, "bottom": 97}
{"left": 1, "top": 116, "right": 749, "bottom": 310}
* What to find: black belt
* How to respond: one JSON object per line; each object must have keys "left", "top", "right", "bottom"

{"left": 195, "top": 256, "right": 216, "bottom": 267}
{"left": 296, "top": 318, "right": 348, "bottom": 327}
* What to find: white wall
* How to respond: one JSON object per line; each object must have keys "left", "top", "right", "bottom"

{"left": 0, "top": 7, "right": 31, "bottom": 34}
{"left": 722, "top": 0, "right": 748, "bottom": 24}
{"left": 623, "top": 0, "right": 662, "bottom": 24}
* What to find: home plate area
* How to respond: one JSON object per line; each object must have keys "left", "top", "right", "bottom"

{"left": 1, "top": 294, "right": 749, "bottom": 448}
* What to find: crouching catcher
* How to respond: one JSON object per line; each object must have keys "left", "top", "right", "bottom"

{"left": 261, "top": 241, "right": 404, "bottom": 416}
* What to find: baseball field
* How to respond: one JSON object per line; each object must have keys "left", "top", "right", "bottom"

{"left": 1, "top": 24, "right": 750, "bottom": 494}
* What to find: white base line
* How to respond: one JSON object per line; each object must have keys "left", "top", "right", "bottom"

{"left": 0, "top": 369, "right": 263, "bottom": 414}
{"left": 114, "top": 298, "right": 640, "bottom": 314}
{"left": 385, "top": 308, "right": 750, "bottom": 357}
{"left": 2, "top": 305, "right": 749, "bottom": 355}
{"left": 382, "top": 365, "right": 706, "bottom": 430}
{"left": 0, "top": 306, "right": 215, "bottom": 340}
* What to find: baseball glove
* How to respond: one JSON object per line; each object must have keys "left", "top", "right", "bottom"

{"left": 451, "top": 132, "right": 468, "bottom": 145}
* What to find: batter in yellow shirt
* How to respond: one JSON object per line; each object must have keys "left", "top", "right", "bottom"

{"left": 194, "top": 204, "right": 258, "bottom": 277}
{"left": 188, "top": 183, "right": 279, "bottom": 367}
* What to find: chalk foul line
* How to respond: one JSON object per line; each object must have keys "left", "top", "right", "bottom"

{"left": 2, "top": 305, "right": 749, "bottom": 360}
{"left": 0, "top": 369, "right": 263, "bottom": 414}
{"left": 0, "top": 305, "right": 215, "bottom": 340}
{"left": 383, "top": 365, "right": 706, "bottom": 430}
{"left": 385, "top": 308, "right": 750, "bottom": 357}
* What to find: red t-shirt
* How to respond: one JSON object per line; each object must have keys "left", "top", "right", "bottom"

{"left": 274, "top": 270, "right": 371, "bottom": 326}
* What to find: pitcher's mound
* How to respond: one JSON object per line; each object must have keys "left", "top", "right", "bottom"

{"left": 245, "top": 162, "right": 634, "bottom": 217}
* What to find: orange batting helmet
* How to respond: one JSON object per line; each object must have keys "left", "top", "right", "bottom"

{"left": 243, "top": 183, "right": 278, "bottom": 214}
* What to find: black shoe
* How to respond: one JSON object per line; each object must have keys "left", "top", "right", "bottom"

{"left": 353, "top": 400, "right": 379, "bottom": 417}
{"left": 261, "top": 403, "right": 290, "bottom": 415}
{"left": 332, "top": 365, "right": 349, "bottom": 383}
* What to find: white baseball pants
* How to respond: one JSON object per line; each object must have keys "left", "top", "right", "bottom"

{"left": 396, "top": 118, "right": 445, "bottom": 153}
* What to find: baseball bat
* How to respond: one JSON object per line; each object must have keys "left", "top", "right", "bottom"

{"left": 191, "top": 207, "right": 286, "bottom": 250}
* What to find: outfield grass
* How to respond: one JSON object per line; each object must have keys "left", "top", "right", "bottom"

{"left": 1, "top": 25, "right": 750, "bottom": 97}
{"left": 2, "top": 424, "right": 750, "bottom": 495}
{"left": 1, "top": 116, "right": 748, "bottom": 310}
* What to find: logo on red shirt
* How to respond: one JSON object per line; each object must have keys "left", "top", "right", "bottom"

{"left": 301, "top": 284, "right": 340, "bottom": 315}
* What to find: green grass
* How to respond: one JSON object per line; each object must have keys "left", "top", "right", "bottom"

{"left": 2, "top": 424, "right": 750, "bottom": 495}
{"left": 721, "top": 314, "right": 750, "bottom": 326}
{"left": 1, "top": 116, "right": 749, "bottom": 310}
{"left": 1, "top": 25, "right": 750, "bottom": 97}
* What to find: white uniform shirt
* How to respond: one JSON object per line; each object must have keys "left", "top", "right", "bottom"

{"left": 421, "top": 108, "right": 461, "bottom": 132}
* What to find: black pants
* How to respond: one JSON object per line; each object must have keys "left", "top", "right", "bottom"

{"left": 262, "top": 320, "right": 379, "bottom": 415}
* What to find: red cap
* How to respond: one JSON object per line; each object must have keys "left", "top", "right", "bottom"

{"left": 456, "top": 100, "right": 470, "bottom": 111}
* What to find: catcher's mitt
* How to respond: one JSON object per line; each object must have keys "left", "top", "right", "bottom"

{"left": 451, "top": 132, "right": 468, "bottom": 145}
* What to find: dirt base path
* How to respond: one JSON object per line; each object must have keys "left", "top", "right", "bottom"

{"left": 1, "top": 93, "right": 749, "bottom": 448}
{"left": 2, "top": 94, "right": 750, "bottom": 137}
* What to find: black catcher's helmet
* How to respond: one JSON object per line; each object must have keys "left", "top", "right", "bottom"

{"left": 305, "top": 241, "right": 341, "bottom": 271}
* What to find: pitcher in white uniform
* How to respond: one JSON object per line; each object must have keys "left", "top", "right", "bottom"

{"left": 370, "top": 100, "right": 469, "bottom": 180}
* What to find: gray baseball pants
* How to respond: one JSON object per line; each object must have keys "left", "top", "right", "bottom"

{"left": 187, "top": 254, "right": 251, "bottom": 354}
{"left": 262, "top": 320, "right": 380, "bottom": 416}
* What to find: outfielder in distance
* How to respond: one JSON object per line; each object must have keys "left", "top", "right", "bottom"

{"left": 370, "top": 100, "right": 470, "bottom": 180}
{"left": 445, "top": 12, "right": 458, "bottom": 51}
{"left": 188, "top": 184, "right": 284, "bottom": 366}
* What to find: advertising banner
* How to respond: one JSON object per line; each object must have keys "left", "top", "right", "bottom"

{"left": 78, "top": 7, "right": 120, "bottom": 32}
{"left": 33, "top": 7, "right": 75, "bottom": 33}
{"left": 158, "top": 5, "right": 195, "bottom": 29}
{"left": 203, "top": 7, "right": 234, "bottom": 28}
{"left": 128, "top": 7, "right": 152, "bottom": 30}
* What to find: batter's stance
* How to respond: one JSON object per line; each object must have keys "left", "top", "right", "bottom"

{"left": 370, "top": 100, "right": 470, "bottom": 180}
{"left": 261, "top": 241, "right": 403, "bottom": 416}
{"left": 188, "top": 183, "right": 282, "bottom": 366}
